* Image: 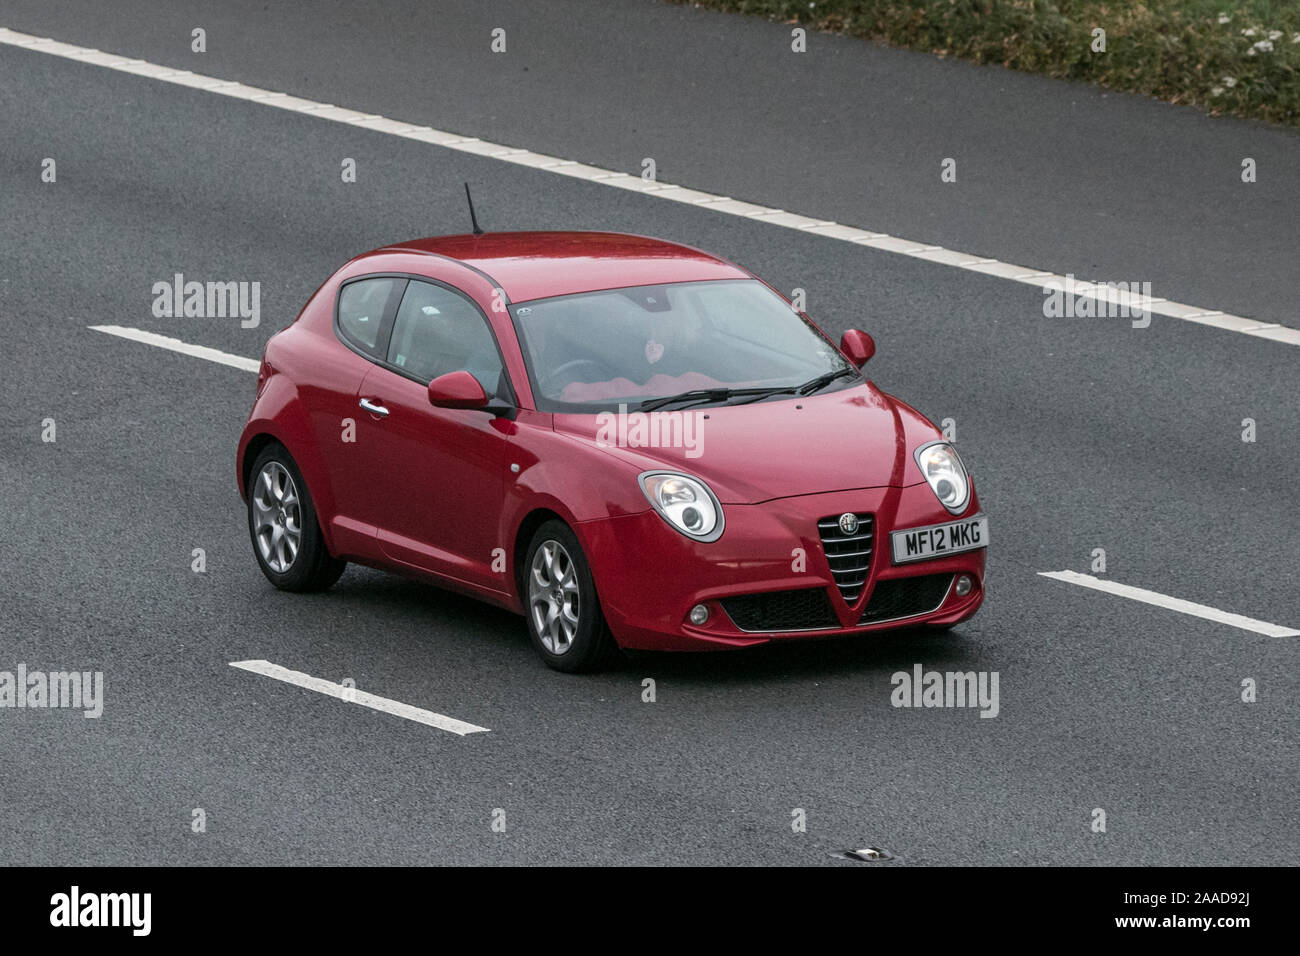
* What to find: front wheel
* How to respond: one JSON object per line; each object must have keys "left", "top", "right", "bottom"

{"left": 247, "top": 444, "right": 346, "bottom": 592}
{"left": 523, "top": 520, "right": 618, "bottom": 672}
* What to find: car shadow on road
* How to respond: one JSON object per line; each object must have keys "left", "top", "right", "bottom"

{"left": 324, "top": 567, "right": 525, "bottom": 637}
{"left": 617, "top": 628, "right": 990, "bottom": 686}
{"left": 324, "top": 566, "right": 990, "bottom": 686}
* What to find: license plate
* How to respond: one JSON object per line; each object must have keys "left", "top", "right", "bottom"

{"left": 891, "top": 515, "right": 988, "bottom": 563}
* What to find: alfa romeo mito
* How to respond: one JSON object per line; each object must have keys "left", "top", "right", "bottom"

{"left": 237, "top": 232, "right": 987, "bottom": 671}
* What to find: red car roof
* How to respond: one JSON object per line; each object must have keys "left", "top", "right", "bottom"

{"left": 377, "top": 231, "right": 750, "bottom": 303}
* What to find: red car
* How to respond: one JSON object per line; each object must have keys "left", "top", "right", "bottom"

{"left": 237, "top": 231, "right": 987, "bottom": 671}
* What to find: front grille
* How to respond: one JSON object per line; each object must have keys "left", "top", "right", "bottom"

{"left": 817, "top": 513, "right": 874, "bottom": 604}
{"left": 720, "top": 588, "right": 839, "bottom": 632}
{"left": 859, "top": 574, "right": 953, "bottom": 624}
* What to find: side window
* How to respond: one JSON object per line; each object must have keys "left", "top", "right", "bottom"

{"left": 386, "top": 280, "right": 504, "bottom": 392}
{"left": 337, "top": 277, "right": 402, "bottom": 353}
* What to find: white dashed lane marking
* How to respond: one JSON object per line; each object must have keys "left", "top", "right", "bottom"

{"left": 6, "top": 26, "right": 1297, "bottom": 349}
{"left": 1039, "top": 571, "right": 1300, "bottom": 637}
{"left": 90, "top": 324, "right": 260, "bottom": 373}
{"left": 230, "top": 660, "right": 490, "bottom": 735}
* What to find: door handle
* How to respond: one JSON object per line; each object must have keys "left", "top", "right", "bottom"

{"left": 359, "top": 398, "right": 389, "bottom": 417}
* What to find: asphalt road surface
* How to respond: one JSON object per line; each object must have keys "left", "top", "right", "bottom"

{"left": 1, "top": 1, "right": 1297, "bottom": 866}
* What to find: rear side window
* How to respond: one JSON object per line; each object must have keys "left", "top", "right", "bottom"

{"left": 386, "top": 280, "right": 503, "bottom": 390}
{"left": 337, "top": 277, "right": 402, "bottom": 353}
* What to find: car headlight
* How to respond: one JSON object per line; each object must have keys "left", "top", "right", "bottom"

{"left": 914, "top": 441, "right": 971, "bottom": 515}
{"left": 638, "top": 472, "right": 725, "bottom": 542}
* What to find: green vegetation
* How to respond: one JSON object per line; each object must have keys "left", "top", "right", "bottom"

{"left": 672, "top": 1, "right": 1300, "bottom": 125}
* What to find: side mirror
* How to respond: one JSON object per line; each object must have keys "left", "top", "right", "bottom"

{"left": 840, "top": 329, "right": 876, "bottom": 368}
{"left": 428, "top": 370, "right": 488, "bottom": 409}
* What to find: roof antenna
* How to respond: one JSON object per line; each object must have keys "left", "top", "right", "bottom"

{"left": 464, "top": 182, "right": 484, "bottom": 236}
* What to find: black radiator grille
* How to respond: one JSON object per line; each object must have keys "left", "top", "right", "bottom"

{"left": 817, "top": 513, "right": 874, "bottom": 604}
{"left": 720, "top": 588, "right": 839, "bottom": 632}
{"left": 859, "top": 574, "right": 953, "bottom": 624}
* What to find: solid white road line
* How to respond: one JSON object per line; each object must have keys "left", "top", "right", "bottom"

{"left": 230, "top": 660, "right": 490, "bottom": 735}
{"left": 1038, "top": 570, "right": 1300, "bottom": 637}
{"left": 90, "top": 324, "right": 260, "bottom": 372}
{"left": 7, "top": 26, "right": 1296, "bottom": 349}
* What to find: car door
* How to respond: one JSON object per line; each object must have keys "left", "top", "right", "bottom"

{"left": 307, "top": 274, "right": 405, "bottom": 558}
{"left": 355, "top": 277, "right": 513, "bottom": 594}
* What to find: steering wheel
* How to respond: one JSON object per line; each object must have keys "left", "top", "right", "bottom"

{"left": 543, "top": 358, "right": 611, "bottom": 393}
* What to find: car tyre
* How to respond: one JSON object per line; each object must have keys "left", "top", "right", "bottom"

{"left": 247, "top": 443, "right": 346, "bottom": 592}
{"left": 523, "top": 520, "right": 619, "bottom": 672}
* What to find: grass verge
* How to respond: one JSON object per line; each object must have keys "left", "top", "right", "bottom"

{"left": 670, "top": 1, "right": 1300, "bottom": 126}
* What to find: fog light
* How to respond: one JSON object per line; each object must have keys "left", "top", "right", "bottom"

{"left": 955, "top": 574, "right": 973, "bottom": 597}
{"left": 689, "top": 603, "right": 709, "bottom": 625}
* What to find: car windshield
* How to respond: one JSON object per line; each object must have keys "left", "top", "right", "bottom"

{"left": 510, "top": 279, "right": 858, "bottom": 412}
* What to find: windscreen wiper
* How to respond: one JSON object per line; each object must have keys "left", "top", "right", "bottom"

{"left": 723, "top": 367, "right": 860, "bottom": 406}
{"left": 638, "top": 386, "right": 769, "bottom": 412}
{"left": 638, "top": 368, "right": 858, "bottom": 412}
{"left": 795, "top": 366, "right": 859, "bottom": 395}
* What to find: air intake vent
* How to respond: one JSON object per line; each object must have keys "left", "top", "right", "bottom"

{"left": 720, "top": 589, "right": 839, "bottom": 632}
{"left": 859, "top": 574, "right": 953, "bottom": 624}
{"left": 817, "top": 513, "right": 874, "bottom": 604}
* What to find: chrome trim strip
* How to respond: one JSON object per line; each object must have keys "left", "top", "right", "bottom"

{"left": 856, "top": 575, "right": 956, "bottom": 627}
{"left": 719, "top": 574, "right": 958, "bottom": 635}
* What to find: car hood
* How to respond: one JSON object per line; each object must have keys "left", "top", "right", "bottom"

{"left": 551, "top": 382, "right": 939, "bottom": 504}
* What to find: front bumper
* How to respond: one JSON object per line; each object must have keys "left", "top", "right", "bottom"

{"left": 578, "top": 482, "right": 986, "bottom": 651}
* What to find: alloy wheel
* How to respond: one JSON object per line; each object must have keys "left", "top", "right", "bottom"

{"left": 528, "top": 539, "right": 581, "bottom": 654}
{"left": 252, "top": 461, "right": 302, "bottom": 573}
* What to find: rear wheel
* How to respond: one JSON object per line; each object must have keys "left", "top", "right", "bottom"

{"left": 247, "top": 444, "right": 346, "bottom": 592}
{"left": 523, "top": 521, "right": 618, "bottom": 672}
